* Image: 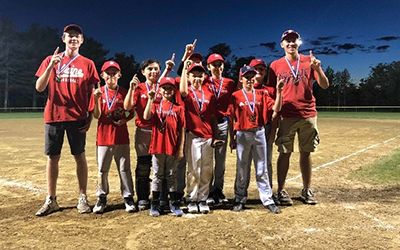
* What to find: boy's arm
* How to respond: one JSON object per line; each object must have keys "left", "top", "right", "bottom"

{"left": 310, "top": 50, "right": 329, "bottom": 89}
{"left": 159, "top": 53, "right": 175, "bottom": 79}
{"left": 227, "top": 97, "right": 237, "bottom": 152}
{"left": 143, "top": 89, "right": 155, "bottom": 121}
{"left": 176, "top": 127, "right": 185, "bottom": 160}
{"left": 124, "top": 74, "right": 139, "bottom": 110}
{"left": 180, "top": 60, "right": 192, "bottom": 97}
{"left": 272, "top": 78, "right": 284, "bottom": 113}
{"left": 36, "top": 47, "right": 60, "bottom": 92}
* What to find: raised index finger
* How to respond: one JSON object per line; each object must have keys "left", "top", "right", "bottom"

{"left": 171, "top": 53, "right": 175, "bottom": 62}
{"left": 309, "top": 50, "right": 314, "bottom": 58}
{"left": 193, "top": 39, "right": 197, "bottom": 48}
{"left": 53, "top": 47, "right": 59, "bottom": 55}
{"left": 96, "top": 81, "right": 101, "bottom": 89}
{"left": 132, "top": 74, "right": 137, "bottom": 80}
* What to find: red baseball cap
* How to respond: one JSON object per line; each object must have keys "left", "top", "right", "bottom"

{"left": 250, "top": 59, "right": 267, "bottom": 68}
{"left": 101, "top": 61, "right": 121, "bottom": 72}
{"left": 281, "top": 29, "right": 300, "bottom": 41}
{"left": 207, "top": 53, "right": 225, "bottom": 64}
{"left": 189, "top": 52, "right": 203, "bottom": 61}
{"left": 159, "top": 77, "right": 176, "bottom": 88}
{"left": 188, "top": 63, "right": 205, "bottom": 73}
{"left": 63, "top": 24, "right": 83, "bottom": 34}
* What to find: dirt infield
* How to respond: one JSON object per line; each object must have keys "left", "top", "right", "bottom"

{"left": 1, "top": 117, "right": 400, "bottom": 249}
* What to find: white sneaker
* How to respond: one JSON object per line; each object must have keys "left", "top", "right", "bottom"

{"left": 93, "top": 197, "right": 107, "bottom": 214}
{"left": 198, "top": 201, "right": 210, "bottom": 214}
{"left": 124, "top": 197, "right": 136, "bottom": 213}
{"left": 77, "top": 194, "right": 91, "bottom": 214}
{"left": 187, "top": 202, "right": 198, "bottom": 214}
{"left": 36, "top": 195, "right": 60, "bottom": 216}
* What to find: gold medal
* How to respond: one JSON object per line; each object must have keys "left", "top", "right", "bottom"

{"left": 55, "top": 75, "right": 61, "bottom": 83}
{"left": 250, "top": 115, "right": 256, "bottom": 122}
{"left": 159, "top": 126, "right": 165, "bottom": 133}
{"left": 294, "top": 76, "right": 300, "bottom": 86}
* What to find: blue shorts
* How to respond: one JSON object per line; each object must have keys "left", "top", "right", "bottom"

{"left": 45, "top": 121, "right": 86, "bottom": 156}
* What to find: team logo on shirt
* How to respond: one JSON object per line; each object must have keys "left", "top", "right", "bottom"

{"left": 239, "top": 101, "right": 261, "bottom": 106}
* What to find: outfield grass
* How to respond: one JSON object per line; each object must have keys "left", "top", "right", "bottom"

{"left": 318, "top": 111, "right": 400, "bottom": 119}
{"left": 0, "top": 112, "right": 44, "bottom": 119}
{"left": 349, "top": 147, "right": 400, "bottom": 185}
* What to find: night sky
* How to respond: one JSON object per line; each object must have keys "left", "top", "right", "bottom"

{"left": 1, "top": 0, "right": 400, "bottom": 81}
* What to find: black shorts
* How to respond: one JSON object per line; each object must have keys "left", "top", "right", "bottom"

{"left": 45, "top": 121, "right": 86, "bottom": 156}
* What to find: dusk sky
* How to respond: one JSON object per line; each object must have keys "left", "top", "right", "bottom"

{"left": 1, "top": 0, "right": 399, "bottom": 81}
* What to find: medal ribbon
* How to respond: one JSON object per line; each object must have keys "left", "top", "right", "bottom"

{"left": 158, "top": 99, "right": 174, "bottom": 127}
{"left": 284, "top": 55, "right": 300, "bottom": 81}
{"left": 210, "top": 77, "right": 223, "bottom": 100}
{"left": 241, "top": 88, "right": 255, "bottom": 115}
{"left": 57, "top": 52, "right": 80, "bottom": 75}
{"left": 105, "top": 85, "right": 119, "bottom": 111}
{"left": 146, "top": 81, "right": 159, "bottom": 94}
{"left": 190, "top": 86, "right": 204, "bottom": 115}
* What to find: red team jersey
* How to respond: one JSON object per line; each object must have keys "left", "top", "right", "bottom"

{"left": 133, "top": 82, "right": 163, "bottom": 128}
{"left": 184, "top": 86, "right": 217, "bottom": 138}
{"left": 36, "top": 54, "right": 100, "bottom": 123}
{"left": 148, "top": 100, "right": 185, "bottom": 156}
{"left": 88, "top": 86, "right": 134, "bottom": 146}
{"left": 228, "top": 89, "right": 274, "bottom": 131}
{"left": 204, "top": 77, "right": 235, "bottom": 119}
{"left": 254, "top": 83, "right": 276, "bottom": 122}
{"left": 267, "top": 54, "right": 319, "bottom": 118}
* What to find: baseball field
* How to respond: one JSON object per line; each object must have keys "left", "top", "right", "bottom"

{"left": 1, "top": 112, "right": 399, "bottom": 249}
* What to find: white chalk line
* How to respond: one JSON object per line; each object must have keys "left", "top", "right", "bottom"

{"left": 343, "top": 203, "right": 394, "bottom": 229}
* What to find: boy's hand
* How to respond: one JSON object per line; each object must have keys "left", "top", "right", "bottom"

{"left": 212, "top": 139, "right": 225, "bottom": 149}
{"left": 276, "top": 78, "right": 285, "bottom": 92}
{"left": 113, "top": 118, "right": 127, "bottom": 126}
{"left": 184, "top": 39, "right": 197, "bottom": 59}
{"left": 175, "top": 149, "right": 184, "bottom": 161}
{"left": 130, "top": 74, "right": 139, "bottom": 90}
{"left": 229, "top": 138, "right": 237, "bottom": 153}
{"left": 165, "top": 53, "right": 175, "bottom": 72}
{"left": 148, "top": 89, "right": 156, "bottom": 100}
{"left": 49, "top": 47, "right": 61, "bottom": 69}
{"left": 94, "top": 82, "right": 102, "bottom": 99}
{"left": 184, "top": 59, "right": 193, "bottom": 70}
{"left": 309, "top": 50, "right": 321, "bottom": 70}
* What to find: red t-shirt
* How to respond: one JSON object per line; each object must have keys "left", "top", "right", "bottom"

{"left": 267, "top": 54, "right": 319, "bottom": 118}
{"left": 183, "top": 86, "right": 216, "bottom": 138}
{"left": 133, "top": 82, "right": 163, "bottom": 128}
{"left": 255, "top": 83, "right": 276, "bottom": 122}
{"left": 228, "top": 89, "right": 273, "bottom": 131}
{"left": 148, "top": 100, "right": 185, "bottom": 156}
{"left": 36, "top": 54, "right": 100, "bottom": 123}
{"left": 204, "top": 77, "right": 235, "bottom": 119}
{"left": 89, "top": 86, "right": 134, "bottom": 146}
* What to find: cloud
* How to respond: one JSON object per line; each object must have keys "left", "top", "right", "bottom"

{"left": 376, "top": 45, "right": 390, "bottom": 51}
{"left": 377, "top": 36, "right": 400, "bottom": 41}
{"left": 259, "top": 42, "right": 276, "bottom": 51}
{"left": 335, "top": 43, "right": 364, "bottom": 51}
{"left": 316, "top": 36, "right": 338, "bottom": 41}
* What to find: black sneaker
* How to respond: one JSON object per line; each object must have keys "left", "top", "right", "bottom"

{"left": 124, "top": 197, "right": 136, "bottom": 213}
{"left": 232, "top": 202, "right": 244, "bottom": 212}
{"left": 93, "top": 196, "right": 107, "bottom": 214}
{"left": 265, "top": 204, "right": 280, "bottom": 214}
{"left": 301, "top": 188, "right": 318, "bottom": 204}
{"left": 277, "top": 189, "right": 293, "bottom": 206}
{"left": 215, "top": 188, "right": 228, "bottom": 204}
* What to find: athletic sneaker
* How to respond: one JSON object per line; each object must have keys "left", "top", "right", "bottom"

{"left": 206, "top": 197, "right": 216, "bottom": 206}
{"left": 138, "top": 199, "right": 150, "bottom": 211}
{"left": 124, "top": 197, "right": 136, "bottom": 213}
{"left": 232, "top": 202, "right": 244, "bottom": 212}
{"left": 77, "top": 193, "right": 91, "bottom": 214}
{"left": 264, "top": 204, "right": 280, "bottom": 214}
{"left": 160, "top": 200, "right": 170, "bottom": 213}
{"left": 214, "top": 188, "right": 228, "bottom": 204}
{"left": 149, "top": 202, "right": 161, "bottom": 217}
{"left": 277, "top": 189, "right": 293, "bottom": 206}
{"left": 301, "top": 188, "right": 318, "bottom": 205}
{"left": 198, "top": 201, "right": 210, "bottom": 214}
{"left": 93, "top": 196, "right": 107, "bottom": 214}
{"left": 187, "top": 202, "right": 198, "bottom": 214}
{"left": 36, "top": 195, "right": 60, "bottom": 216}
{"left": 169, "top": 201, "right": 183, "bottom": 217}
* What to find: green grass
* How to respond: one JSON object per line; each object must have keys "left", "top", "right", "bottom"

{"left": 349, "top": 147, "right": 400, "bottom": 185}
{"left": 318, "top": 111, "right": 400, "bottom": 119}
{"left": 0, "top": 112, "right": 44, "bottom": 119}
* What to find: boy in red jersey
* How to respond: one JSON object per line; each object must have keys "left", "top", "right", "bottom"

{"left": 124, "top": 59, "right": 163, "bottom": 211}
{"left": 205, "top": 53, "right": 235, "bottom": 206}
{"left": 143, "top": 77, "right": 185, "bottom": 217}
{"left": 267, "top": 30, "right": 329, "bottom": 205}
{"left": 89, "top": 61, "right": 135, "bottom": 214}
{"left": 228, "top": 66, "right": 283, "bottom": 213}
{"left": 35, "top": 24, "right": 100, "bottom": 216}
{"left": 180, "top": 61, "right": 223, "bottom": 214}
{"left": 250, "top": 58, "right": 278, "bottom": 202}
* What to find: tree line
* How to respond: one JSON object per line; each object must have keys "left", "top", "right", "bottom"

{"left": 1, "top": 18, "right": 399, "bottom": 108}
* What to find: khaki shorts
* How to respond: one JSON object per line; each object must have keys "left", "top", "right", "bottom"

{"left": 275, "top": 117, "right": 320, "bottom": 153}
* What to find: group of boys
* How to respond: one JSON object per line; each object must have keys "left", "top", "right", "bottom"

{"left": 35, "top": 24, "right": 328, "bottom": 217}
